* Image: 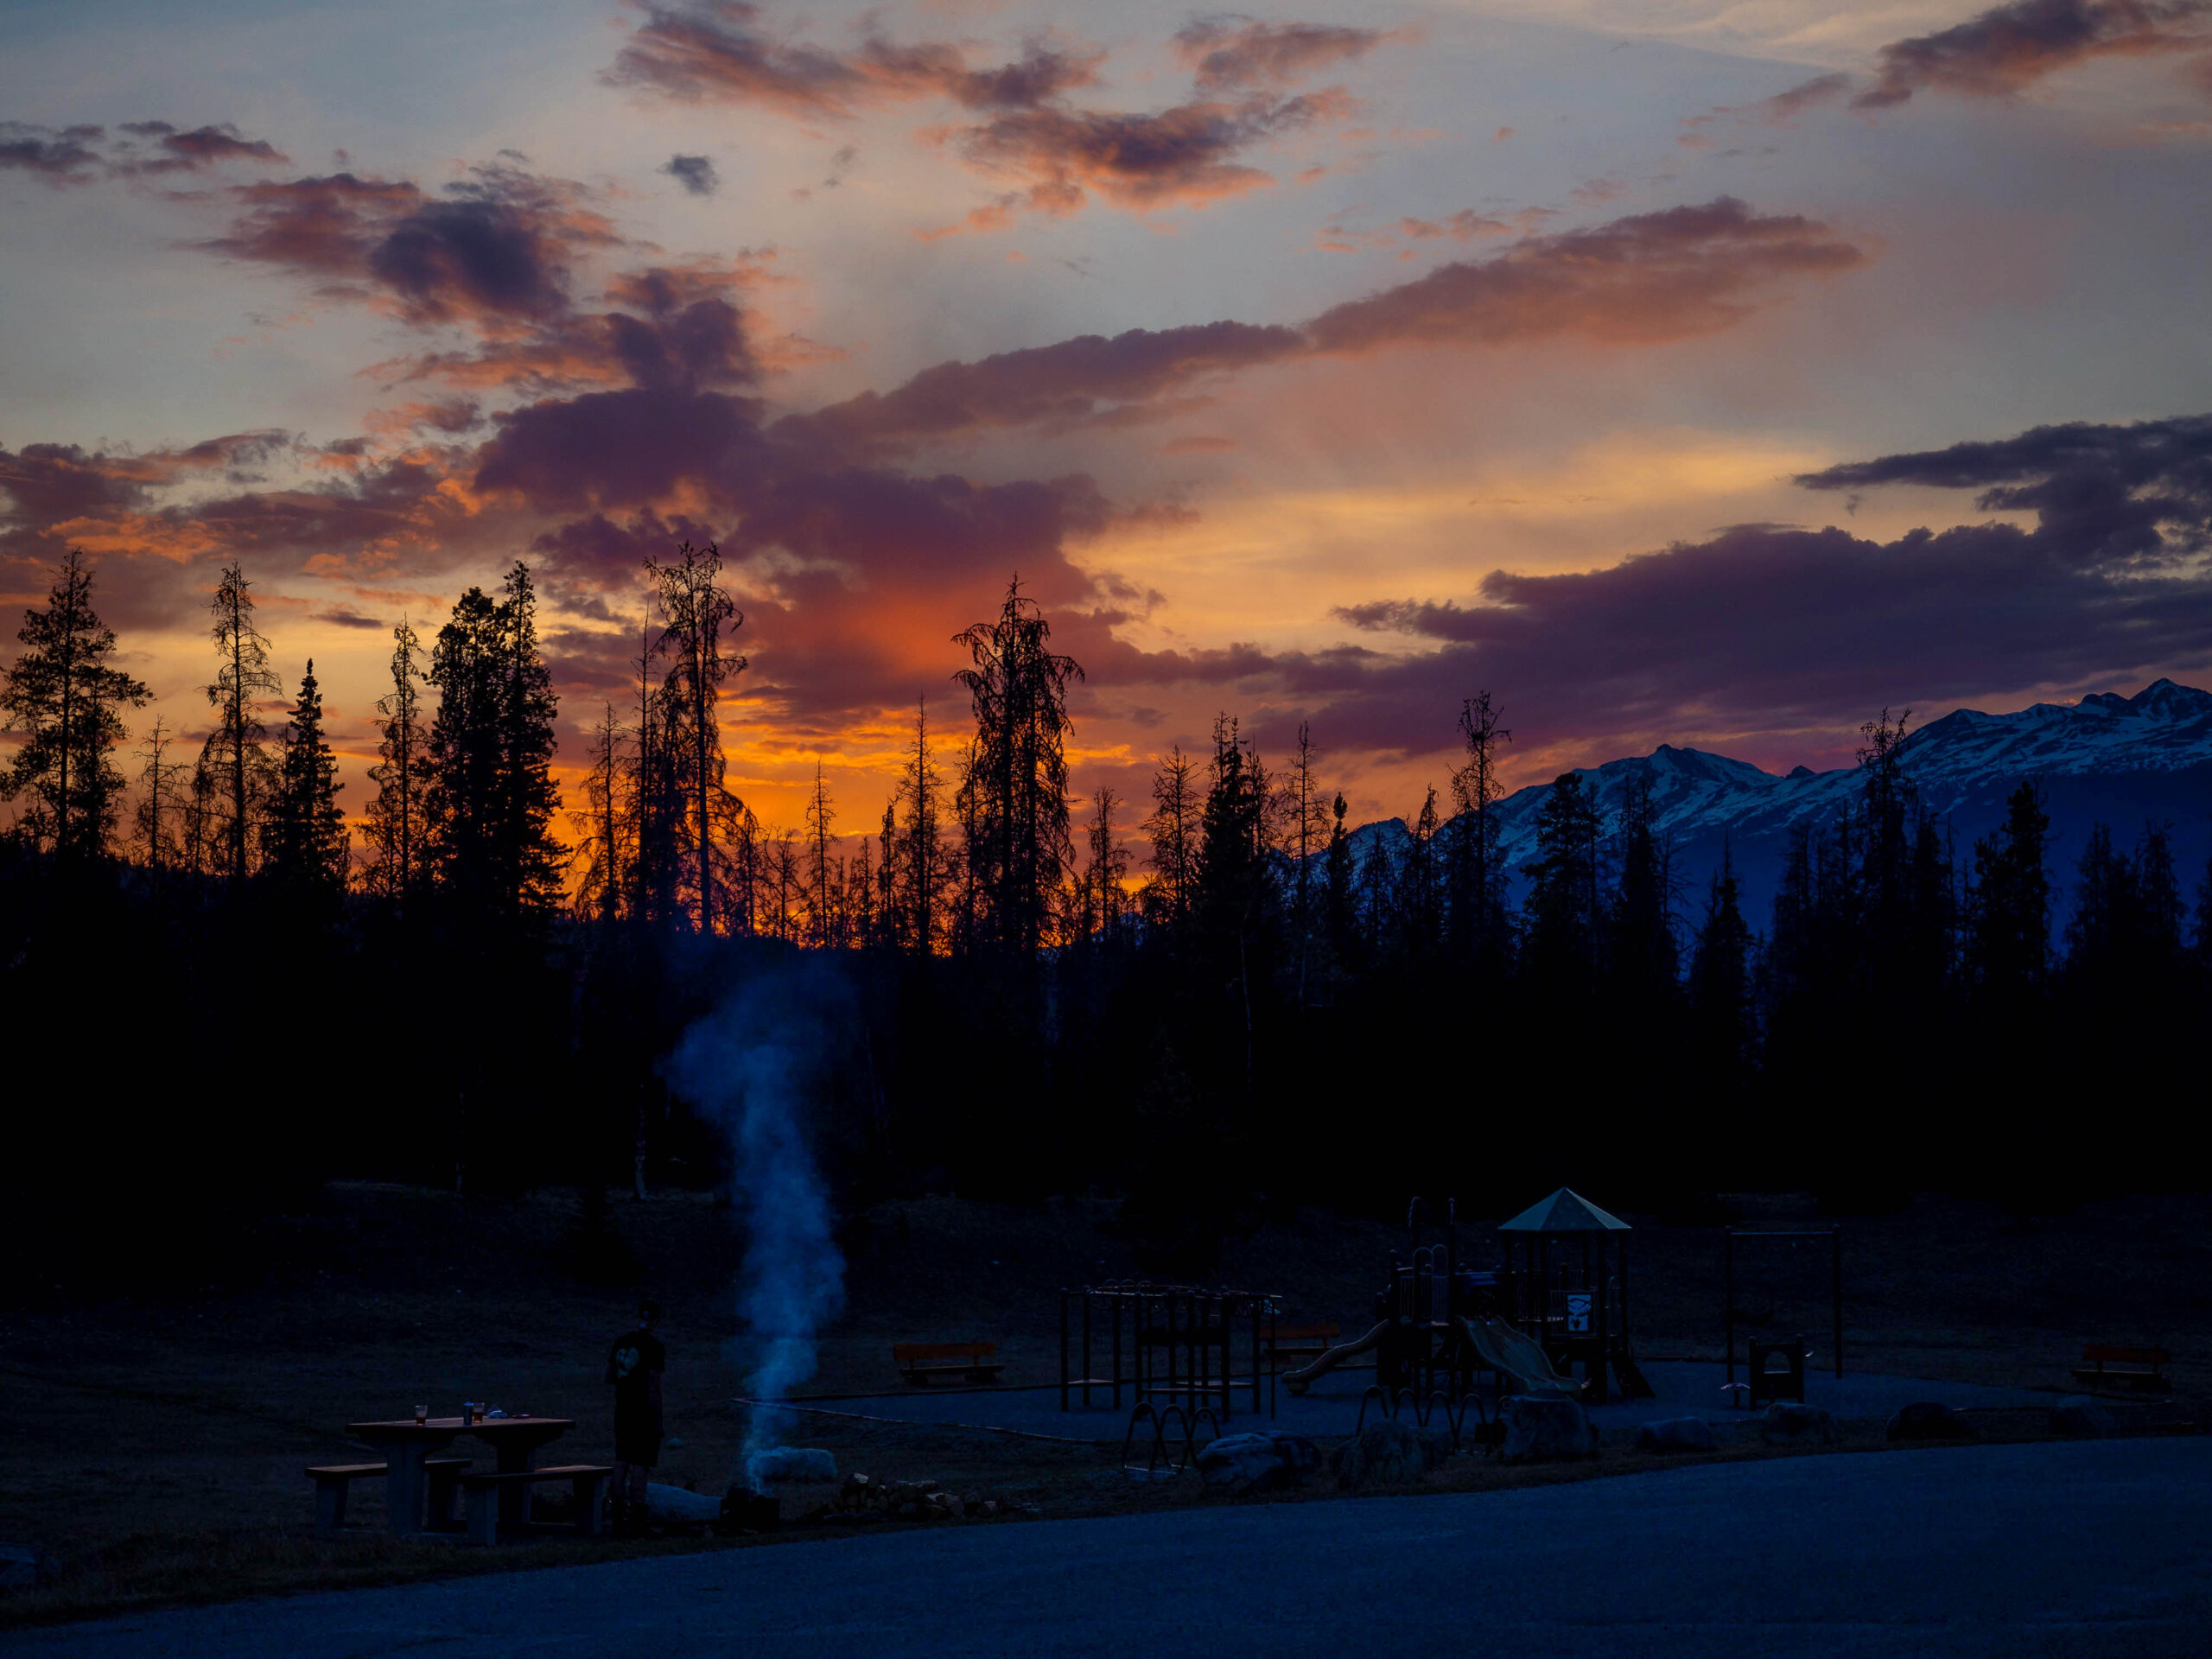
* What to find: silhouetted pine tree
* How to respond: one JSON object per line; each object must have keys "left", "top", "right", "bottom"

{"left": 362, "top": 620, "right": 430, "bottom": 906}
{"left": 631, "top": 611, "right": 681, "bottom": 924}
{"left": 1078, "top": 786, "right": 1129, "bottom": 944}
{"left": 849, "top": 833, "right": 875, "bottom": 946}
{"left": 1762, "top": 817, "right": 1858, "bottom": 1101}
{"left": 804, "top": 764, "right": 839, "bottom": 947}
{"left": 0, "top": 550, "right": 149, "bottom": 862}
{"left": 1281, "top": 723, "right": 1328, "bottom": 1002}
{"left": 1196, "top": 715, "right": 1274, "bottom": 938}
{"left": 424, "top": 562, "right": 564, "bottom": 923}
{"left": 2136, "top": 823, "right": 2184, "bottom": 964}
{"left": 2050, "top": 820, "right": 2191, "bottom": 1191}
{"left": 1323, "top": 791, "right": 1356, "bottom": 976}
{"left": 198, "top": 561, "right": 281, "bottom": 884}
{"left": 2068, "top": 823, "right": 2186, "bottom": 977}
{"left": 766, "top": 830, "right": 801, "bottom": 940}
{"left": 2061, "top": 831, "right": 2132, "bottom": 973}
{"left": 1520, "top": 772, "right": 1604, "bottom": 995}
{"left": 1688, "top": 840, "right": 1757, "bottom": 1100}
{"left": 2194, "top": 855, "right": 2212, "bottom": 965}
{"left": 130, "top": 716, "right": 188, "bottom": 874}
{"left": 951, "top": 580, "right": 1082, "bottom": 959}
{"left": 1391, "top": 788, "right": 1442, "bottom": 962}
{"left": 1607, "top": 772, "right": 1679, "bottom": 1005}
{"left": 877, "top": 798, "right": 899, "bottom": 942}
{"left": 1446, "top": 690, "right": 1512, "bottom": 971}
{"left": 1354, "top": 828, "right": 1395, "bottom": 966}
{"left": 1964, "top": 781, "right": 2050, "bottom": 997}
{"left": 1853, "top": 709, "right": 1953, "bottom": 1000}
{"left": 645, "top": 539, "right": 746, "bottom": 931}
{"left": 728, "top": 800, "right": 763, "bottom": 933}
{"left": 1194, "top": 715, "right": 1282, "bottom": 1114}
{"left": 263, "top": 659, "right": 349, "bottom": 896}
{"left": 571, "top": 702, "right": 630, "bottom": 923}
{"left": 1142, "top": 745, "right": 1199, "bottom": 930}
{"left": 891, "top": 700, "right": 950, "bottom": 955}
{"left": 183, "top": 760, "right": 220, "bottom": 876}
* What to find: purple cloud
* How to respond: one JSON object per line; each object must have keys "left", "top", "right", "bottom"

{"left": 1858, "top": 0, "right": 2209, "bottom": 108}
{"left": 1173, "top": 17, "right": 1395, "bottom": 92}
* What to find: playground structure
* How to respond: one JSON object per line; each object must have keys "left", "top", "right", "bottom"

{"left": 1276, "top": 1191, "right": 1655, "bottom": 1433}
{"left": 1724, "top": 1225, "right": 1844, "bottom": 1406}
{"left": 1358, "top": 1197, "right": 1473, "bottom": 1406}
{"left": 1271, "top": 1198, "right": 1509, "bottom": 1449}
{"left": 1055, "top": 1192, "right": 1859, "bottom": 1460}
{"left": 1058, "top": 1282, "right": 1279, "bottom": 1421}
{"left": 1493, "top": 1188, "right": 1653, "bottom": 1403}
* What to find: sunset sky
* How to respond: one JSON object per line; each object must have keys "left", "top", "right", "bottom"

{"left": 4, "top": 0, "right": 2210, "bottom": 843}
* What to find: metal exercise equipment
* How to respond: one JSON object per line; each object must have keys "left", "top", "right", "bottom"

{"left": 1059, "top": 1282, "right": 1280, "bottom": 1421}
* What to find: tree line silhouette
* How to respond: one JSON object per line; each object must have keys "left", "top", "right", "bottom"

{"left": 3, "top": 544, "right": 2207, "bottom": 1287}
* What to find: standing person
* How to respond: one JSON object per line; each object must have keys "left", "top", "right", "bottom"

{"left": 605, "top": 1300, "right": 666, "bottom": 1537}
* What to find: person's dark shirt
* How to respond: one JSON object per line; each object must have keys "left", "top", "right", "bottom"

{"left": 605, "top": 1328, "right": 666, "bottom": 1428}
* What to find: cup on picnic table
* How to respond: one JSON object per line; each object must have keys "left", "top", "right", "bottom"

{"left": 415, "top": 1404, "right": 428, "bottom": 1425}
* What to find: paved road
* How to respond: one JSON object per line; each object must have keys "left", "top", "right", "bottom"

{"left": 14, "top": 1440, "right": 2209, "bottom": 1657}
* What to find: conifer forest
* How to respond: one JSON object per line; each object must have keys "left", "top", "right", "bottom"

{"left": 3, "top": 544, "right": 2206, "bottom": 1285}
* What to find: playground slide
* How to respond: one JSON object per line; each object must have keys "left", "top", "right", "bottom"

{"left": 1281, "top": 1316, "right": 1584, "bottom": 1400}
{"left": 1457, "top": 1316, "right": 1582, "bottom": 1399}
{"left": 1281, "top": 1322, "right": 1388, "bottom": 1394}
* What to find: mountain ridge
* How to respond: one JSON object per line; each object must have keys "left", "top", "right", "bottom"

{"left": 1338, "top": 680, "right": 2212, "bottom": 922}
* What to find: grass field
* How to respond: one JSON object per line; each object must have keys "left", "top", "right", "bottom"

{"left": 2, "top": 1183, "right": 2206, "bottom": 1626}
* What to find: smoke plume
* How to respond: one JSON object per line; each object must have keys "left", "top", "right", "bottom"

{"left": 666, "top": 960, "right": 849, "bottom": 1490}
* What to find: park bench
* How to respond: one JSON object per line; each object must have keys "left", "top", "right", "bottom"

{"left": 458, "top": 1465, "right": 613, "bottom": 1546}
{"left": 893, "top": 1340, "right": 1004, "bottom": 1385}
{"left": 306, "top": 1457, "right": 472, "bottom": 1536}
{"left": 1261, "top": 1324, "right": 1340, "bottom": 1370}
{"left": 2070, "top": 1344, "right": 2171, "bottom": 1394}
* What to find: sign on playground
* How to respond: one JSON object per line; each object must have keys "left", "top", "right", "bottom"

{"left": 1566, "top": 1294, "right": 1592, "bottom": 1334}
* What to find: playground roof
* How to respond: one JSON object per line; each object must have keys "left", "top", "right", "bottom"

{"left": 1497, "top": 1187, "right": 1631, "bottom": 1233}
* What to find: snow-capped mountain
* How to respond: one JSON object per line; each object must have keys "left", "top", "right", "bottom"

{"left": 1341, "top": 680, "right": 2212, "bottom": 923}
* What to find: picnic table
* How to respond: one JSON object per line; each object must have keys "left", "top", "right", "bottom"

{"left": 347, "top": 1414, "right": 576, "bottom": 1537}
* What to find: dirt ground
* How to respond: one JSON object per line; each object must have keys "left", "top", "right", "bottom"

{"left": 2, "top": 1184, "right": 2207, "bottom": 1626}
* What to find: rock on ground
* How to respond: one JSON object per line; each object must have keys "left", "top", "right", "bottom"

{"left": 1195, "top": 1431, "right": 1322, "bottom": 1495}
{"left": 0, "top": 1544, "right": 44, "bottom": 1592}
{"left": 1501, "top": 1395, "right": 1596, "bottom": 1463}
{"left": 1887, "top": 1402, "right": 1975, "bottom": 1442}
{"left": 1758, "top": 1403, "right": 1838, "bottom": 1446}
{"left": 1335, "top": 1419, "right": 1455, "bottom": 1487}
{"left": 1637, "top": 1416, "right": 1717, "bottom": 1452}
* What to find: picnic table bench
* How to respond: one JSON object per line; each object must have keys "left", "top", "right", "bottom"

{"left": 894, "top": 1340, "right": 1004, "bottom": 1385}
{"left": 459, "top": 1465, "right": 613, "bottom": 1546}
{"left": 2071, "top": 1344, "right": 2171, "bottom": 1393}
{"left": 306, "top": 1457, "right": 471, "bottom": 1536}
